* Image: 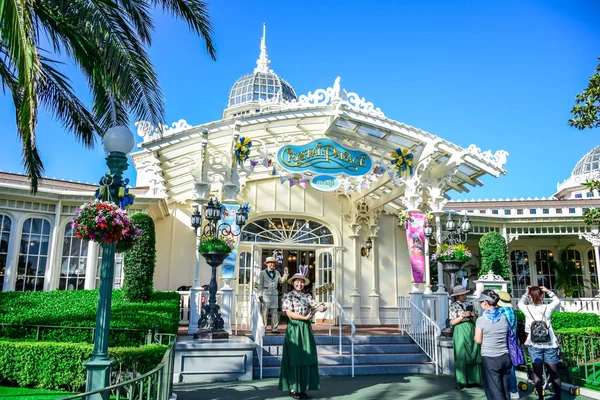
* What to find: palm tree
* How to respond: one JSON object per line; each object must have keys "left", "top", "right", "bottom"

{"left": 548, "top": 246, "right": 590, "bottom": 298}
{"left": 0, "top": 0, "right": 216, "bottom": 192}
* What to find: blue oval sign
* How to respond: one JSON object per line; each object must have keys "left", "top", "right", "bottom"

{"left": 277, "top": 138, "right": 372, "bottom": 176}
{"left": 311, "top": 175, "right": 340, "bottom": 192}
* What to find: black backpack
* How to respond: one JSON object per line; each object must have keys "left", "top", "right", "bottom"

{"left": 526, "top": 306, "right": 550, "bottom": 343}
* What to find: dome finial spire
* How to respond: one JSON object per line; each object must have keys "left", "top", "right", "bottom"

{"left": 254, "top": 23, "right": 271, "bottom": 73}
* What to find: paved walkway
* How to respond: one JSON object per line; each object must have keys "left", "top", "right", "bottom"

{"left": 174, "top": 374, "right": 593, "bottom": 400}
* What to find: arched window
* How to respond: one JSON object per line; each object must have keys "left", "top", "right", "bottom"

{"left": 0, "top": 214, "right": 12, "bottom": 290}
{"left": 535, "top": 250, "right": 556, "bottom": 290}
{"left": 60, "top": 222, "right": 88, "bottom": 290}
{"left": 510, "top": 250, "right": 530, "bottom": 298}
{"left": 17, "top": 218, "right": 51, "bottom": 291}
{"left": 588, "top": 249, "right": 597, "bottom": 296}
{"left": 240, "top": 218, "right": 333, "bottom": 245}
{"left": 565, "top": 249, "right": 583, "bottom": 297}
{"left": 96, "top": 251, "right": 124, "bottom": 289}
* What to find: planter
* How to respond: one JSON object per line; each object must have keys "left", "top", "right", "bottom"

{"left": 439, "top": 260, "right": 465, "bottom": 274}
{"left": 201, "top": 252, "right": 229, "bottom": 267}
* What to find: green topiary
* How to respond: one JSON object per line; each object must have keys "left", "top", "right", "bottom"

{"left": 123, "top": 213, "right": 156, "bottom": 302}
{"left": 478, "top": 231, "right": 511, "bottom": 281}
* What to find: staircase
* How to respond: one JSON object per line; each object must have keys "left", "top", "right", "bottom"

{"left": 254, "top": 335, "right": 436, "bottom": 378}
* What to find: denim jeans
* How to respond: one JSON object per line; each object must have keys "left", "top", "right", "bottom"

{"left": 509, "top": 365, "right": 517, "bottom": 393}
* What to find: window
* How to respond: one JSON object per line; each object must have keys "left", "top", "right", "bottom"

{"left": 240, "top": 218, "right": 334, "bottom": 245}
{"left": 517, "top": 209, "right": 523, "bottom": 215}
{"left": 586, "top": 192, "right": 594, "bottom": 198}
{"left": 566, "top": 249, "right": 584, "bottom": 297}
{"left": 492, "top": 210, "right": 499, "bottom": 215}
{"left": 511, "top": 250, "right": 530, "bottom": 298}
{"left": 479, "top": 210, "right": 487, "bottom": 214}
{"left": 569, "top": 208, "right": 576, "bottom": 214}
{"left": 588, "top": 250, "right": 598, "bottom": 297}
{"left": 504, "top": 210, "right": 511, "bottom": 215}
{"left": 60, "top": 223, "right": 88, "bottom": 290}
{"left": 543, "top": 209, "right": 550, "bottom": 214}
{"left": 535, "top": 250, "right": 556, "bottom": 290}
{"left": 16, "top": 218, "right": 51, "bottom": 291}
{"left": 96, "top": 251, "right": 125, "bottom": 289}
{"left": 556, "top": 208, "right": 563, "bottom": 214}
{"left": 0, "top": 214, "right": 12, "bottom": 291}
{"left": 530, "top": 209, "right": 537, "bottom": 215}
{"left": 238, "top": 252, "right": 252, "bottom": 286}
{"left": 575, "top": 193, "right": 583, "bottom": 199}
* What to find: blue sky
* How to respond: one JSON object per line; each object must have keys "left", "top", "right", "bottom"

{"left": 0, "top": 0, "right": 599, "bottom": 200}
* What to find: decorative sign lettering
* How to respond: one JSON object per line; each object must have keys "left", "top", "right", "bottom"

{"left": 277, "top": 138, "right": 372, "bottom": 176}
{"left": 310, "top": 175, "right": 340, "bottom": 192}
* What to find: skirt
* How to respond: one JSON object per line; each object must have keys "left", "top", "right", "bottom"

{"left": 278, "top": 318, "right": 320, "bottom": 393}
{"left": 453, "top": 321, "right": 482, "bottom": 385}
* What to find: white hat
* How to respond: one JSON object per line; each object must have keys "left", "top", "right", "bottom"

{"left": 288, "top": 273, "right": 310, "bottom": 285}
{"left": 264, "top": 256, "right": 280, "bottom": 265}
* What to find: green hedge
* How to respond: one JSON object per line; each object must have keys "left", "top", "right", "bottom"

{"left": 0, "top": 290, "right": 180, "bottom": 344}
{"left": 124, "top": 213, "right": 157, "bottom": 302}
{"left": 515, "top": 311, "right": 600, "bottom": 330}
{"left": 0, "top": 340, "right": 167, "bottom": 391}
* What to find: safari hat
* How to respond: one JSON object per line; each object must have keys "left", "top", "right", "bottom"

{"left": 288, "top": 273, "right": 310, "bottom": 285}
{"left": 450, "top": 285, "right": 470, "bottom": 297}
{"left": 497, "top": 291, "right": 513, "bottom": 308}
{"left": 264, "top": 256, "right": 280, "bottom": 265}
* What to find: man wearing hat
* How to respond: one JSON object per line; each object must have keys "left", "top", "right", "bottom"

{"left": 257, "top": 256, "right": 289, "bottom": 333}
{"left": 497, "top": 291, "right": 520, "bottom": 399}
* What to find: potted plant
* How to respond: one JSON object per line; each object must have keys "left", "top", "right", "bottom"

{"left": 71, "top": 201, "right": 141, "bottom": 251}
{"left": 199, "top": 234, "right": 235, "bottom": 265}
{"left": 431, "top": 243, "right": 472, "bottom": 274}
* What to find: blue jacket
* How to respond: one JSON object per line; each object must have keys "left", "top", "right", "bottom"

{"left": 498, "top": 306, "right": 516, "bottom": 333}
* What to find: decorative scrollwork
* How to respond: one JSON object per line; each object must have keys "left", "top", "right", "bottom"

{"left": 467, "top": 145, "right": 509, "bottom": 169}
{"left": 135, "top": 119, "right": 192, "bottom": 142}
{"left": 478, "top": 270, "right": 505, "bottom": 282}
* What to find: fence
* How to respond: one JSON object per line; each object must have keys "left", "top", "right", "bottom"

{"left": 557, "top": 333, "right": 600, "bottom": 391}
{"left": 59, "top": 334, "right": 176, "bottom": 400}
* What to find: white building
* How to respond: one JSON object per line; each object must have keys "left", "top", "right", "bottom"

{"left": 0, "top": 31, "right": 597, "bottom": 324}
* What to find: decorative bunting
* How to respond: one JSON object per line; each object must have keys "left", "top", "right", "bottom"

{"left": 94, "top": 175, "right": 135, "bottom": 209}
{"left": 250, "top": 160, "right": 258, "bottom": 167}
{"left": 373, "top": 165, "right": 385, "bottom": 175}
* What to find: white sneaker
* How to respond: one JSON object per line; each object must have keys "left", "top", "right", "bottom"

{"left": 510, "top": 393, "right": 520, "bottom": 399}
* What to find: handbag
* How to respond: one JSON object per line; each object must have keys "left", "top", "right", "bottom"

{"left": 441, "top": 317, "right": 454, "bottom": 338}
{"left": 507, "top": 323, "right": 524, "bottom": 366}
{"left": 526, "top": 306, "right": 551, "bottom": 344}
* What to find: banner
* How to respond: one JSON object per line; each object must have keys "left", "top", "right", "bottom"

{"left": 406, "top": 213, "right": 426, "bottom": 283}
{"left": 219, "top": 204, "right": 241, "bottom": 280}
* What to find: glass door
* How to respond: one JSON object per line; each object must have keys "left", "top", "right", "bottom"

{"left": 315, "top": 248, "right": 334, "bottom": 322}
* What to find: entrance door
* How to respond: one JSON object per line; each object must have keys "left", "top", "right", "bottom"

{"left": 315, "top": 248, "right": 334, "bottom": 322}
{"left": 234, "top": 244, "right": 261, "bottom": 328}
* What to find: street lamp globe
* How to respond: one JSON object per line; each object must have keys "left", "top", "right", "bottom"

{"left": 191, "top": 205, "right": 202, "bottom": 230}
{"left": 424, "top": 219, "right": 434, "bottom": 239}
{"left": 445, "top": 213, "right": 457, "bottom": 232}
{"left": 102, "top": 126, "right": 135, "bottom": 154}
{"left": 460, "top": 215, "right": 472, "bottom": 233}
{"left": 236, "top": 208, "right": 248, "bottom": 227}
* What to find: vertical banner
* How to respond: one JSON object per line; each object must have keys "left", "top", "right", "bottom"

{"left": 406, "top": 213, "right": 426, "bottom": 283}
{"left": 219, "top": 204, "right": 241, "bottom": 280}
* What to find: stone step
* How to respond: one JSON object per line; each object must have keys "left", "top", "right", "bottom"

{"left": 254, "top": 352, "right": 429, "bottom": 367}
{"left": 261, "top": 335, "right": 412, "bottom": 346}
{"left": 260, "top": 343, "right": 421, "bottom": 356}
{"left": 253, "top": 363, "right": 436, "bottom": 378}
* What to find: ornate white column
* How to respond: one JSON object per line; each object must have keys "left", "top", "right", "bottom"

{"left": 344, "top": 200, "right": 370, "bottom": 325}
{"left": 579, "top": 233, "right": 600, "bottom": 297}
{"left": 85, "top": 242, "right": 99, "bottom": 290}
{"left": 367, "top": 208, "right": 382, "bottom": 325}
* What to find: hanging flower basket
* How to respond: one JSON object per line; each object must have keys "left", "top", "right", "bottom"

{"left": 431, "top": 243, "right": 472, "bottom": 263}
{"left": 199, "top": 235, "right": 235, "bottom": 255}
{"left": 71, "top": 201, "right": 141, "bottom": 248}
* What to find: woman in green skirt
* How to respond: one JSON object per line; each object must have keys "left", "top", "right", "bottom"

{"left": 279, "top": 272, "right": 327, "bottom": 399}
{"left": 448, "top": 285, "right": 482, "bottom": 390}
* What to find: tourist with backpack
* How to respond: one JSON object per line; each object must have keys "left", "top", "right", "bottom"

{"left": 518, "top": 286, "right": 561, "bottom": 400}
{"left": 475, "top": 289, "right": 513, "bottom": 400}
{"left": 497, "top": 291, "right": 521, "bottom": 399}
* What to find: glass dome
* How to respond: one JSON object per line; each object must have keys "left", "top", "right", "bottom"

{"left": 572, "top": 146, "right": 600, "bottom": 176}
{"left": 228, "top": 72, "right": 296, "bottom": 108}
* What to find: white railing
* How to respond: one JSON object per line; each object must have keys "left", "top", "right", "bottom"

{"left": 250, "top": 294, "right": 265, "bottom": 379}
{"left": 398, "top": 296, "right": 441, "bottom": 375}
{"left": 327, "top": 295, "right": 355, "bottom": 378}
{"left": 234, "top": 291, "right": 252, "bottom": 334}
{"left": 510, "top": 296, "right": 600, "bottom": 314}
{"left": 422, "top": 294, "right": 439, "bottom": 323}
{"left": 178, "top": 290, "right": 210, "bottom": 327}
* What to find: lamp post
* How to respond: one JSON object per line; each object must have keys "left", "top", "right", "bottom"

{"left": 192, "top": 199, "right": 249, "bottom": 340}
{"left": 83, "top": 126, "right": 135, "bottom": 400}
{"left": 424, "top": 212, "right": 473, "bottom": 289}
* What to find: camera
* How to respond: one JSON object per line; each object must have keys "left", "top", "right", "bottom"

{"left": 465, "top": 305, "right": 474, "bottom": 312}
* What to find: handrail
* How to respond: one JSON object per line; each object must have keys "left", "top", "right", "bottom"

{"left": 398, "top": 296, "right": 441, "bottom": 375}
{"left": 327, "top": 294, "right": 355, "bottom": 377}
{"left": 250, "top": 294, "right": 265, "bottom": 379}
{"left": 0, "top": 323, "right": 156, "bottom": 344}
{"left": 58, "top": 333, "right": 177, "bottom": 400}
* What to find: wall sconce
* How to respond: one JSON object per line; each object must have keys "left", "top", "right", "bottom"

{"left": 361, "top": 237, "right": 373, "bottom": 257}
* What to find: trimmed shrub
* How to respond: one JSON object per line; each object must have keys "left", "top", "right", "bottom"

{"left": 478, "top": 231, "right": 511, "bottom": 281}
{"left": 123, "top": 213, "right": 156, "bottom": 302}
{"left": 0, "top": 290, "right": 180, "bottom": 343}
{"left": 0, "top": 340, "right": 166, "bottom": 391}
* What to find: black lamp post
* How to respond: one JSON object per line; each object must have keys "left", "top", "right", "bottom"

{"left": 193, "top": 199, "right": 249, "bottom": 340}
